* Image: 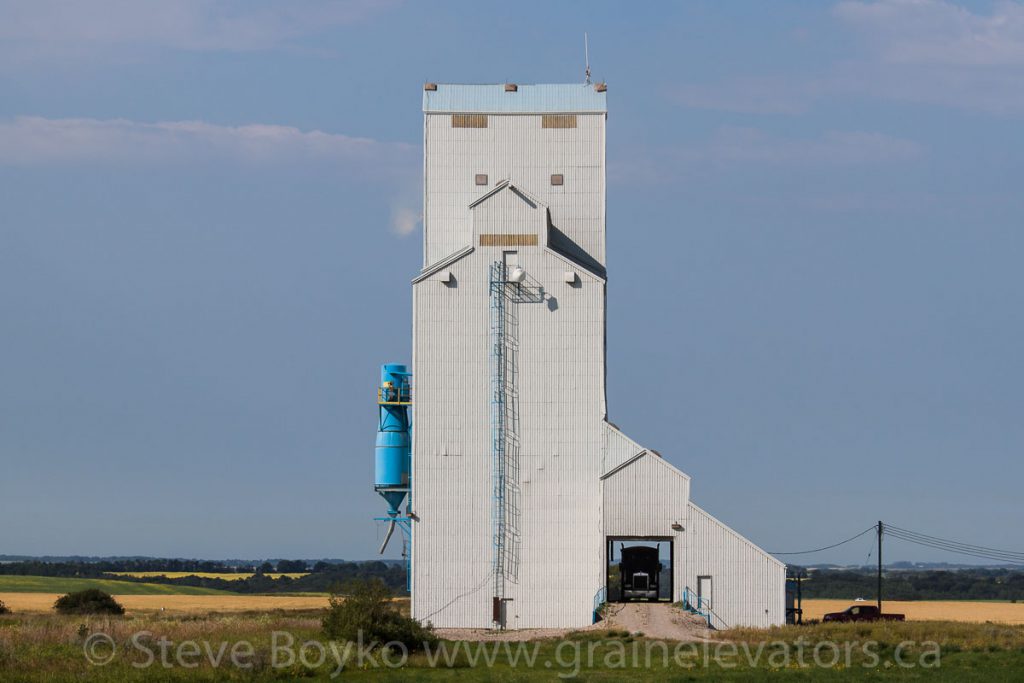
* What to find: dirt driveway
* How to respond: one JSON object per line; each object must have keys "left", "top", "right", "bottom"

{"left": 603, "top": 602, "right": 716, "bottom": 642}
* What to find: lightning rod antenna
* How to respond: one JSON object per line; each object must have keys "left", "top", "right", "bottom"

{"left": 584, "top": 32, "right": 592, "bottom": 85}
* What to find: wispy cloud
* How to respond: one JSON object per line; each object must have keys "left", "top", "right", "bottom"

{"left": 0, "top": 0, "right": 398, "bottom": 62}
{"left": 612, "top": 126, "right": 922, "bottom": 187}
{"left": 0, "top": 115, "right": 422, "bottom": 236}
{"left": 667, "top": 0, "right": 1024, "bottom": 116}
{"left": 696, "top": 126, "right": 923, "bottom": 166}
{"left": 835, "top": 0, "right": 1024, "bottom": 66}
{"left": 0, "top": 116, "right": 415, "bottom": 170}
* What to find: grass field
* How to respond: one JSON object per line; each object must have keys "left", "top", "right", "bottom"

{"left": 0, "top": 612, "right": 1021, "bottom": 681}
{"left": 105, "top": 571, "right": 308, "bottom": 581}
{"left": 0, "top": 575, "right": 230, "bottom": 596}
{"left": 0, "top": 592, "right": 331, "bottom": 614}
{"left": 803, "top": 599, "right": 1024, "bottom": 624}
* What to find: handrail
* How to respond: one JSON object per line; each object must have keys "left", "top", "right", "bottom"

{"left": 681, "top": 587, "right": 714, "bottom": 628}
{"left": 378, "top": 386, "right": 412, "bottom": 405}
{"left": 592, "top": 586, "right": 607, "bottom": 623}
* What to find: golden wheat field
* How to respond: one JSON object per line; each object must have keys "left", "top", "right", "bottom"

{"left": 0, "top": 593, "right": 331, "bottom": 615}
{"left": 803, "top": 599, "right": 1024, "bottom": 624}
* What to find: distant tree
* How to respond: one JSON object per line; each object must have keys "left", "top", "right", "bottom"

{"left": 312, "top": 561, "right": 333, "bottom": 573}
{"left": 256, "top": 562, "right": 274, "bottom": 575}
{"left": 276, "top": 560, "right": 308, "bottom": 573}
{"left": 54, "top": 590, "right": 124, "bottom": 615}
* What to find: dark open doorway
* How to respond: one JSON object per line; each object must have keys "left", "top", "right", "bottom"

{"left": 606, "top": 537, "right": 674, "bottom": 603}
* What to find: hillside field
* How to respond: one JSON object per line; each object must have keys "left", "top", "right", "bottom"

{"left": 0, "top": 575, "right": 230, "bottom": 596}
{"left": 0, "top": 592, "right": 331, "bottom": 614}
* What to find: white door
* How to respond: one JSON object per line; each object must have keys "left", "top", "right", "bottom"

{"left": 697, "top": 576, "right": 713, "bottom": 610}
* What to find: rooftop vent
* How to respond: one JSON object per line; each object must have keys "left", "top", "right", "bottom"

{"left": 424, "top": 82, "right": 438, "bottom": 91}
{"left": 504, "top": 83, "right": 518, "bottom": 92}
{"left": 594, "top": 82, "right": 607, "bottom": 92}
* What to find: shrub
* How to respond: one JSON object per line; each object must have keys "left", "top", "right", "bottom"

{"left": 322, "top": 578, "right": 435, "bottom": 652}
{"left": 54, "top": 589, "right": 125, "bottom": 615}
{"left": 0, "top": 600, "right": 10, "bottom": 615}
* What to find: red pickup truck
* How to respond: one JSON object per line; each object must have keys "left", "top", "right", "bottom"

{"left": 822, "top": 605, "right": 905, "bottom": 623}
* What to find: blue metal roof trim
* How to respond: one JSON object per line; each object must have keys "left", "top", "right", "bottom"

{"left": 423, "top": 83, "right": 607, "bottom": 114}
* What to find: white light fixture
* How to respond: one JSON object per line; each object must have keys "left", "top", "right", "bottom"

{"left": 508, "top": 267, "right": 526, "bottom": 283}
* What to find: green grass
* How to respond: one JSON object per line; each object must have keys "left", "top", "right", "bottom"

{"left": 0, "top": 575, "right": 230, "bottom": 595}
{"left": 1, "top": 614, "right": 1022, "bottom": 681}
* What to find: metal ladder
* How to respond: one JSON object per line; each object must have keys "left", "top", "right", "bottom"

{"left": 489, "top": 261, "right": 523, "bottom": 619}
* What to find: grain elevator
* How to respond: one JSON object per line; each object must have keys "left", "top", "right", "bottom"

{"left": 374, "top": 82, "right": 784, "bottom": 630}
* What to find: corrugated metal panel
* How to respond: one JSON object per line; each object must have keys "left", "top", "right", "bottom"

{"left": 602, "top": 422, "right": 645, "bottom": 475}
{"left": 412, "top": 82, "right": 784, "bottom": 631}
{"left": 424, "top": 83, "right": 607, "bottom": 114}
{"left": 603, "top": 453, "right": 690, "bottom": 537}
{"left": 681, "top": 503, "right": 786, "bottom": 629}
{"left": 423, "top": 112, "right": 605, "bottom": 269}
{"left": 412, "top": 247, "right": 607, "bottom": 628}
{"left": 601, "top": 453, "right": 783, "bottom": 630}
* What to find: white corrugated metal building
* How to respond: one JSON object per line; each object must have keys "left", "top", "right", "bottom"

{"left": 409, "top": 82, "right": 784, "bottom": 630}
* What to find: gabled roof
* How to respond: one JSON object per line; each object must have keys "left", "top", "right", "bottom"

{"left": 413, "top": 180, "right": 608, "bottom": 284}
{"left": 468, "top": 180, "right": 544, "bottom": 210}
{"left": 424, "top": 83, "right": 607, "bottom": 114}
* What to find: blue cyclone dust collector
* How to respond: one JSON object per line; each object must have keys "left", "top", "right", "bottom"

{"left": 374, "top": 364, "right": 412, "bottom": 568}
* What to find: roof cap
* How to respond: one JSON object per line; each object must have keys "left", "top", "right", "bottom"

{"left": 423, "top": 83, "right": 607, "bottom": 114}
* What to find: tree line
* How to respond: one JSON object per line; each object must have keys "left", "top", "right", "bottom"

{"left": 0, "top": 559, "right": 408, "bottom": 594}
{"left": 800, "top": 568, "right": 1024, "bottom": 601}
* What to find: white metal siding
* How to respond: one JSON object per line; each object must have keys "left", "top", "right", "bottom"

{"left": 681, "top": 503, "right": 786, "bottom": 629}
{"left": 412, "top": 245, "right": 607, "bottom": 628}
{"left": 602, "top": 422, "right": 645, "bottom": 475}
{"left": 602, "top": 453, "right": 690, "bottom": 538}
{"left": 412, "top": 85, "right": 783, "bottom": 631}
{"left": 424, "top": 113, "right": 605, "bottom": 269}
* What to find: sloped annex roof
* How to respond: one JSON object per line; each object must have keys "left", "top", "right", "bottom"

{"left": 424, "top": 83, "right": 607, "bottom": 114}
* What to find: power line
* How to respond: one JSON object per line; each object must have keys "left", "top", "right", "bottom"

{"left": 885, "top": 524, "right": 1024, "bottom": 560}
{"left": 884, "top": 527, "right": 1024, "bottom": 565}
{"left": 885, "top": 532, "right": 1023, "bottom": 565}
{"left": 886, "top": 532, "right": 1024, "bottom": 564}
{"left": 770, "top": 522, "right": 1024, "bottom": 564}
{"left": 770, "top": 526, "right": 876, "bottom": 556}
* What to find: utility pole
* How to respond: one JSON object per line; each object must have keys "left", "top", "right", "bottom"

{"left": 877, "top": 520, "right": 883, "bottom": 612}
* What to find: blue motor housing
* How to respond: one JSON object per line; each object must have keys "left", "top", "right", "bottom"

{"left": 374, "top": 363, "right": 411, "bottom": 516}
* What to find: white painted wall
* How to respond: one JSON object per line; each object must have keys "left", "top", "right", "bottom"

{"left": 681, "top": 503, "right": 787, "bottom": 629}
{"left": 423, "top": 113, "right": 605, "bottom": 269}
{"left": 601, "top": 453, "right": 784, "bottom": 630}
{"left": 411, "top": 89, "right": 784, "bottom": 630}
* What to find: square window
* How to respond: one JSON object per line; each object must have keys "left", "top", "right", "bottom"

{"left": 550, "top": 174, "right": 564, "bottom": 186}
{"left": 452, "top": 114, "right": 487, "bottom": 128}
{"left": 542, "top": 115, "right": 577, "bottom": 128}
{"left": 475, "top": 174, "right": 488, "bottom": 186}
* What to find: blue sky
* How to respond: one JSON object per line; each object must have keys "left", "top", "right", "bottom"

{"left": 1, "top": 0, "right": 1021, "bottom": 564}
